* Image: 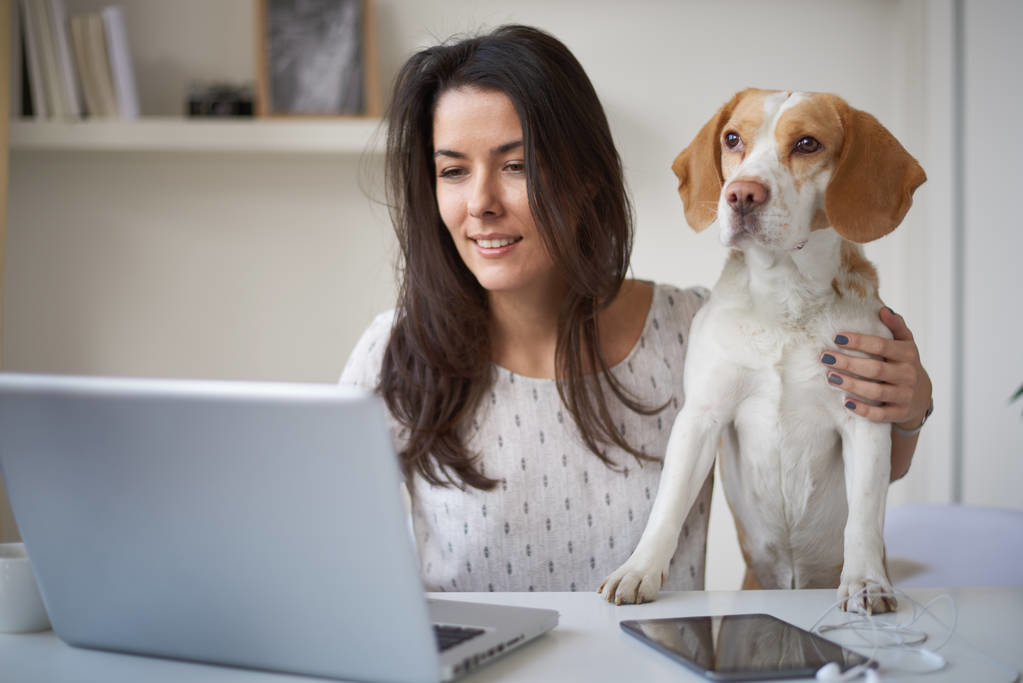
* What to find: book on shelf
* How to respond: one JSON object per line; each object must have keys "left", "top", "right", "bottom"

{"left": 48, "top": 0, "right": 84, "bottom": 118}
{"left": 68, "top": 15, "right": 100, "bottom": 117}
{"left": 32, "top": 0, "right": 67, "bottom": 117}
{"left": 18, "top": 0, "right": 50, "bottom": 118}
{"left": 17, "top": 1, "right": 139, "bottom": 120}
{"left": 82, "top": 12, "right": 119, "bottom": 117}
{"left": 100, "top": 6, "right": 139, "bottom": 119}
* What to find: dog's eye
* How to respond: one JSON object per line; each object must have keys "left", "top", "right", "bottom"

{"left": 724, "top": 132, "right": 742, "bottom": 149}
{"left": 795, "top": 136, "right": 821, "bottom": 154}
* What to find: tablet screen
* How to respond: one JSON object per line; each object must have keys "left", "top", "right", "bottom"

{"left": 621, "top": 613, "right": 870, "bottom": 681}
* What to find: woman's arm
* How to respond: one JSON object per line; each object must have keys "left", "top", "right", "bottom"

{"left": 818, "top": 307, "right": 933, "bottom": 482}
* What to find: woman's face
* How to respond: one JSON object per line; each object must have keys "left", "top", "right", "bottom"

{"left": 432, "top": 87, "right": 560, "bottom": 298}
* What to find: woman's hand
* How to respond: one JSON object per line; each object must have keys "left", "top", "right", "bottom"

{"left": 819, "top": 307, "right": 932, "bottom": 431}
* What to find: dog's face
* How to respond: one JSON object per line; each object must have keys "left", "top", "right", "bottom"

{"left": 715, "top": 91, "right": 841, "bottom": 250}
{"left": 672, "top": 89, "right": 926, "bottom": 249}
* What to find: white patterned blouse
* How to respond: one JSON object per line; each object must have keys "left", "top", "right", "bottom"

{"left": 340, "top": 282, "right": 712, "bottom": 592}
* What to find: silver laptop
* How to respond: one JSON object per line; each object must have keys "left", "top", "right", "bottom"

{"left": 0, "top": 372, "right": 557, "bottom": 682}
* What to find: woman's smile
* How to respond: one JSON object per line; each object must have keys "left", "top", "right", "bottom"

{"left": 471, "top": 234, "right": 523, "bottom": 255}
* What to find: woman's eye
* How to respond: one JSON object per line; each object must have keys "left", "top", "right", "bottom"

{"left": 795, "top": 136, "right": 822, "bottom": 154}
{"left": 723, "top": 132, "right": 742, "bottom": 149}
{"left": 504, "top": 161, "right": 525, "bottom": 173}
{"left": 438, "top": 167, "right": 466, "bottom": 179}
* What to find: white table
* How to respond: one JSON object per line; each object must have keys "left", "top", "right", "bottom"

{"left": 2, "top": 587, "right": 1020, "bottom": 682}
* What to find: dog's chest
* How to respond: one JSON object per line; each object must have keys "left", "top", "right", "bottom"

{"left": 730, "top": 319, "right": 838, "bottom": 445}
{"left": 705, "top": 256, "right": 883, "bottom": 439}
{"left": 709, "top": 304, "right": 837, "bottom": 411}
{"left": 700, "top": 294, "right": 858, "bottom": 495}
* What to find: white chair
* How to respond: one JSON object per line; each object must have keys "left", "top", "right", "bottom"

{"left": 884, "top": 503, "right": 1023, "bottom": 587}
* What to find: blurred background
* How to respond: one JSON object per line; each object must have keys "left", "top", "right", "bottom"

{"left": 2, "top": 0, "right": 1021, "bottom": 590}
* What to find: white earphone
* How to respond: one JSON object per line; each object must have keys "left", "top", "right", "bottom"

{"left": 814, "top": 646, "right": 945, "bottom": 680}
{"left": 815, "top": 662, "right": 855, "bottom": 680}
{"left": 913, "top": 648, "right": 948, "bottom": 671}
{"left": 815, "top": 662, "right": 876, "bottom": 681}
{"left": 810, "top": 586, "right": 958, "bottom": 682}
{"left": 811, "top": 587, "right": 1023, "bottom": 682}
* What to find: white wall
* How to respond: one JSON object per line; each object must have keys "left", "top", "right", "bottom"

{"left": 6, "top": 151, "right": 395, "bottom": 381}
{"left": 961, "top": 0, "right": 1023, "bottom": 503}
{"left": 5, "top": 0, "right": 1018, "bottom": 587}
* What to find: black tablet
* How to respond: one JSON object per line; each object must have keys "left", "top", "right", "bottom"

{"left": 621, "top": 613, "right": 872, "bottom": 681}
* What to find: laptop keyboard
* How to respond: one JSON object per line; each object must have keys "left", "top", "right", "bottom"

{"left": 433, "top": 624, "right": 486, "bottom": 652}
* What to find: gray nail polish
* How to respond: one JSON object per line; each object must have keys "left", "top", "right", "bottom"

{"left": 828, "top": 374, "right": 843, "bottom": 385}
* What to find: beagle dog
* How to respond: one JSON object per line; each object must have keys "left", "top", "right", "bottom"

{"left": 599, "top": 89, "right": 925, "bottom": 612}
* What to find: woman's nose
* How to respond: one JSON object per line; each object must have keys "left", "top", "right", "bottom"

{"left": 468, "top": 174, "right": 502, "bottom": 218}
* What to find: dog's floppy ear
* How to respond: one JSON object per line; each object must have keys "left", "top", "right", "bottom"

{"left": 672, "top": 90, "right": 748, "bottom": 232}
{"left": 825, "top": 101, "right": 926, "bottom": 243}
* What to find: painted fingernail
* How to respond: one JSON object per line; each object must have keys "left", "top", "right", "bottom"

{"left": 828, "top": 374, "right": 843, "bottom": 385}
{"left": 822, "top": 354, "right": 836, "bottom": 365}
{"left": 845, "top": 401, "right": 857, "bottom": 410}
{"left": 885, "top": 306, "right": 897, "bottom": 316}
{"left": 834, "top": 335, "right": 849, "bottom": 345}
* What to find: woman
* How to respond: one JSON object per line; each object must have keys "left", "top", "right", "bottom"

{"left": 341, "top": 25, "right": 932, "bottom": 593}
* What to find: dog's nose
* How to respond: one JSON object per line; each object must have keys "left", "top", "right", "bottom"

{"left": 726, "top": 180, "right": 769, "bottom": 214}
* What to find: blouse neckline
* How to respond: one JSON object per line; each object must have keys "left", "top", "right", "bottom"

{"left": 491, "top": 281, "right": 658, "bottom": 384}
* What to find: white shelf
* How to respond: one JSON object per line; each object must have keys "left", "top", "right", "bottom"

{"left": 8, "top": 117, "right": 386, "bottom": 154}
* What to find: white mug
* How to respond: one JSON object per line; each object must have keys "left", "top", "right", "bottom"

{"left": 0, "top": 542, "right": 51, "bottom": 633}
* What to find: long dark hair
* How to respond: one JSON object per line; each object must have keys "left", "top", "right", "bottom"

{"left": 380, "top": 25, "right": 659, "bottom": 490}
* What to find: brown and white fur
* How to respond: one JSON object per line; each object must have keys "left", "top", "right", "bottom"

{"left": 599, "top": 89, "right": 925, "bottom": 612}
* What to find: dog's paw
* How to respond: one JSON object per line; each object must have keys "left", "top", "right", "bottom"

{"left": 837, "top": 575, "right": 897, "bottom": 614}
{"left": 597, "top": 559, "right": 666, "bottom": 605}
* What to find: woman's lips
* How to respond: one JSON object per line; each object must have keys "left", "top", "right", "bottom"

{"left": 472, "top": 235, "right": 522, "bottom": 257}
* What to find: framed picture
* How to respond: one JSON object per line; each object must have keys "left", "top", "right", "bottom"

{"left": 256, "top": 0, "right": 379, "bottom": 117}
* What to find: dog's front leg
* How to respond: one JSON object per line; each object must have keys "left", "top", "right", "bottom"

{"left": 598, "top": 406, "right": 723, "bottom": 604}
{"left": 838, "top": 418, "right": 895, "bottom": 613}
